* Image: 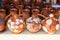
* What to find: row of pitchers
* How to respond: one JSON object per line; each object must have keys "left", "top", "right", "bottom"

{"left": 1, "top": 0, "right": 60, "bottom": 7}
{"left": 0, "top": 7, "right": 60, "bottom": 34}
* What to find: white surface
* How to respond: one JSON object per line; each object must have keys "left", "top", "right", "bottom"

{"left": 0, "top": 29, "right": 60, "bottom": 40}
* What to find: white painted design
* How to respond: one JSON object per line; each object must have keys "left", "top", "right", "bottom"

{"left": 54, "top": 18, "right": 58, "bottom": 21}
{"left": 15, "top": 21, "right": 19, "bottom": 24}
{"left": 46, "top": 19, "right": 52, "bottom": 25}
{"left": 15, "top": 26, "right": 19, "bottom": 29}
{"left": 7, "top": 17, "right": 25, "bottom": 33}
{"left": 19, "top": 20, "right": 23, "bottom": 23}
{"left": 56, "top": 24, "right": 60, "bottom": 30}
{"left": 42, "top": 26, "right": 48, "bottom": 32}
{"left": 10, "top": 26, "right": 15, "bottom": 29}
{"left": 7, "top": 24, "right": 10, "bottom": 27}
{"left": 16, "top": 19, "right": 19, "bottom": 22}
{"left": 8, "top": 19, "right": 11, "bottom": 22}
{"left": 10, "top": 22, "right": 15, "bottom": 26}
{"left": 26, "top": 17, "right": 32, "bottom": 22}
{"left": 27, "top": 24, "right": 33, "bottom": 30}
{"left": 33, "top": 18, "right": 40, "bottom": 23}
{"left": 20, "top": 24, "right": 23, "bottom": 28}
{"left": 26, "top": 17, "right": 41, "bottom": 31}
{"left": 49, "top": 14, "right": 54, "bottom": 17}
{"left": 27, "top": 17, "right": 41, "bottom": 23}
{"left": 7, "top": 24, "right": 12, "bottom": 31}
{"left": 14, "top": 30, "right": 18, "bottom": 32}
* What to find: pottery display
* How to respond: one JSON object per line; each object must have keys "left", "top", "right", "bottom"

{"left": 42, "top": 14, "right": 59, "bottom": 34}
{"left": 2, "top": 0, "right": 9, "bottom": 5}
{"left": 26, "top": 9, "right": 42, "bottom": 33}
{"left": 33, "top": 0, "right": 43, "bottom": 6}
{"left": 41, "top": 7, "right": 50, "bottom": 17}
{"left": 0, "top": 8, "right": 6, "bottom": 32}
{"left": 0, "top": 0, "right": 59, "bottom": 34}
{"left": 2, "top": 0, "right": 9, "bottom": 8}
{"left": 11, "top": 0, "right": 22, "bottom": 6}
{"left": 25, "top": 6, "right": 31, "bottom": 10}
{"left": 7, "top": 8, "right": 25, "bottom": 34}
{"left": 16, "top": 5, "right": 24, "bottom": 17}
{"left": 0, "top": 8, "right": 6, "bottom": 20}
{"left": 22, "top": 8, "right": 30, "bottom": 21}
{"left": 23, "top": 0, "right": 32, "bottom": 6}
{"left": 41, "top": 4, "right": 53, "bottom": 17}
{"left": 53, "top": 9, "right": 59, "bottom": 19}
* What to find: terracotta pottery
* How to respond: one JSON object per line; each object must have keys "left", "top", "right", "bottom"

{"left": 41, "top": 7, "right": 50, "bottom": 17}
{"left": 2, "top": 0, "right": 9, "bottom": 5}
{"left": 22, "top": 8, "right": 30, "bottom": 21}
{"left": 16, "top": 5, "right": 24, "bottom": 16}
{"left": 42, "top": 14, "right": 60, "bottom": 34}
{"left": 0, "top": 8, "right": 6, "bottom": 20}
{"left": 11, "top": 0, "right": 22, "bottom": 6}
{"left": 32, "top": 6, "right": 40, "bottom": 9}
{"left": 26, "top": 9, "right": 44, "bottom": 33}
{"left": 53, "top": 9, "right": 59, "bottom": 19}
{"left": 2, "top": 0, "right": 9, "bottom": 8}
{"left": 41, "top": 4, "right": 53, "bottom": 17}
{"left": 7, "top": 8, "right": 25, "bottom": 34}
{"left": 0, "top": 8, "right": 6, "bottom": 32}
{"left": 33, "top": 0, "right": 43, "bottom": 6}
{"left": 25, "top": 6, "right": 31, "bottom": 10}
{"left": 23, "top": 0, "right": 32, "bottom": 6}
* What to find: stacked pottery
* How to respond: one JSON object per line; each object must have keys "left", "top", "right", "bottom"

{"left": 42, "top": 14, "right": 60, "bottom": 34}
{"left": 0, "top": 8, "right": 6, "bottom": 32}
{"left": 16, "top": 5, "right": 30, "bottom": 21}
{"left": 11, "top": 0, "right": 22, "bottom": 6}
{"left": 32, "top": 6, "right": 40, "bottom": 9}
{"left": 25, "top": 6, "right": 31, "bottom": 9}
{"left": 2, "top": 0, "right": 9, "bottom": 4}
{"left": 41, "top": 6, "right": 52, "bottom": 17}
{"left": 7, "top": 8, "right": 25, "bottom": 34}
{"left": 33, "top": 0, "right": 43, "bottom": 6}
{"left": 26, "top": 9, "right": 42, "bottom": 33}
{"left": 41, "top": 7, "right": 50, "bottom": 17}
{"left": 16, "top": 5, "right": 24, "bottom": 16}
{"left": 22, "top": 8, "right": 30, "bottom": 21}
{"left": 2, "top": 0, "right": 9, "bottom": 8}
{"left": 53, "top": 9, "right": 59, "bottom": 19}
{"left": 23, "top": 0, "right": 32, "bottom": 6}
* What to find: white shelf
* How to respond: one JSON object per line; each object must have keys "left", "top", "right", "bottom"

{"left": 1, "top": 29, "right": 60, "bottom": 35}
{"left": 0, "top": 29, "right": 60, "bottom": 40}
